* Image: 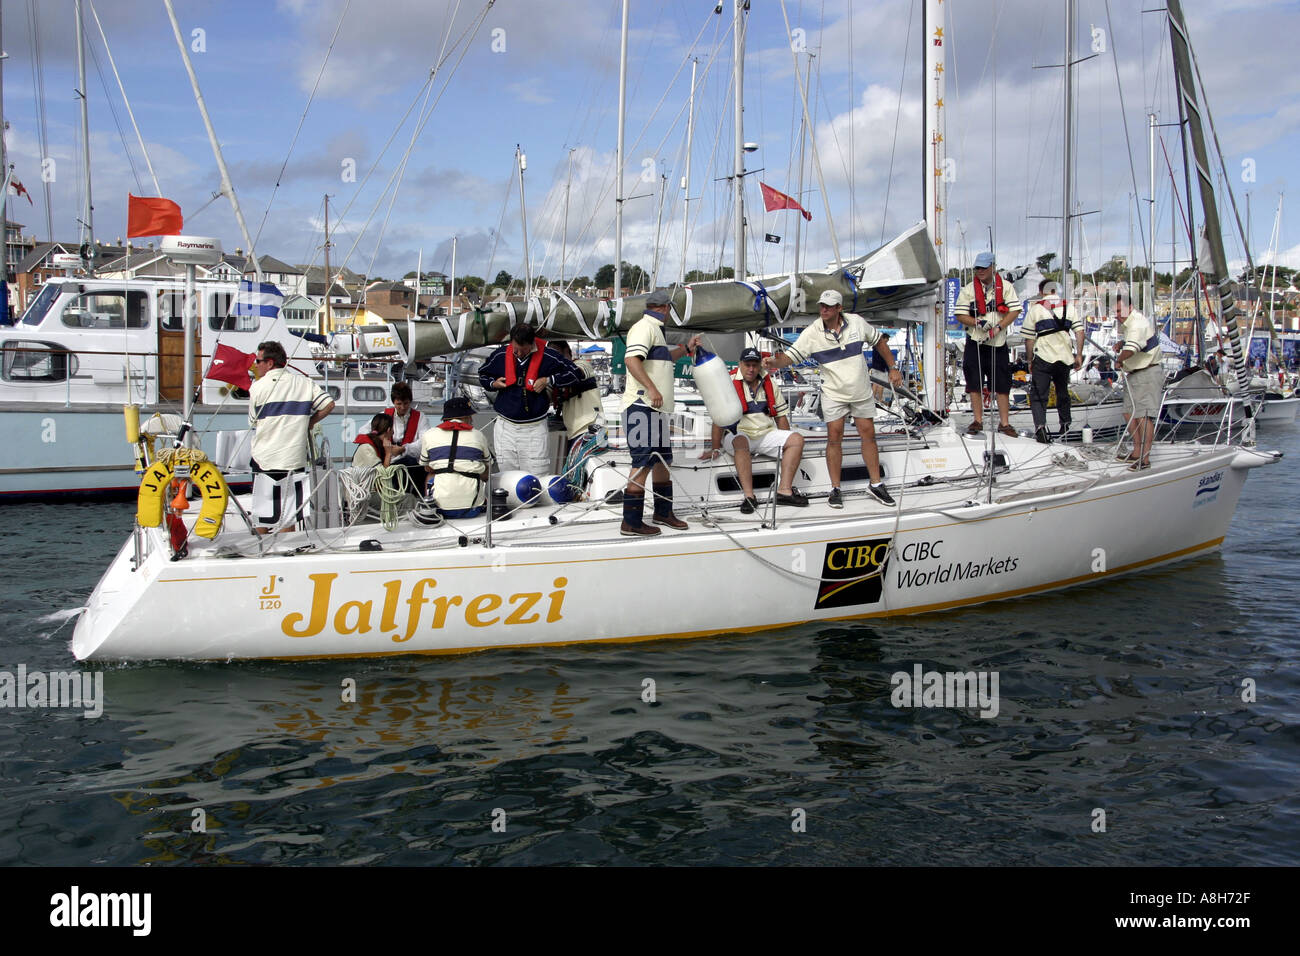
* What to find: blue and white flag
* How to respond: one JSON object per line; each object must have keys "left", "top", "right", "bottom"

{"left": 232, "top": 279, "right": 284, "bottom": 319}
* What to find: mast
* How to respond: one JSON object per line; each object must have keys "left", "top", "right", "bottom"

{"left": 74, "top": 0, "right": 94, "bottom": 267}
{"left": 732, "top": 0, "right": 746, "bottom": 280}
{"left": 792, "top": 53, "right": 811, "bottom": 276}
{"left": 162, "top": 0, "right": 262, "bottom": 282}
{"left": 1, "top": 2, "right": 8, "bottom": 286}
{"left": 679, "top": 58, "right": 696, "bottom": 286}
{"left": 921, "top": 0, "right": 946, "bottom": 413}
{"left": 562, "top": 148, "right": 574, "bottom": 288}
{"left": 614, "top": 0, "right": 629, "bottom": 297}
{"left": 450, "top": 235, "right": 456, "bottom": 309}
{"left": 1148, "top": 113, "right": 1157, "bottom": 314}
{"left": 516, "top": 145, "right": 531, "bottom": 298}
{"left": 1061, "top": 1, "right": 1074, "bottom": 312}
{"left": 651, "top": 170, "right": 666, "bottom": 289}
{"left": 322, "top": 194, "right": 331, "bottom": 334}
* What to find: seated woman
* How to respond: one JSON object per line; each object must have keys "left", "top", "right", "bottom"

{"left": 351, "top": 413, "right": 398, "bottom": 468}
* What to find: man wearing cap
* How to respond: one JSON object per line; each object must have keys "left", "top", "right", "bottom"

{"left": 479, "top": 323, "right": 583, "bottom": 475}
{"left": 1113, "top": 294, "right": 1162, "bottom": 470}
{"left": 763, "top": 289, "right": 900, "bottom": 508}
{"left": 700, "top": 347, "right": 808, "bottom": 514}
{"left": 620, "top": 287, "right": 702, "bottom": 536}
{"left": 419, "top": 396, "right": 492, "bottom": 518}
{"left": 955, "top": 252, "right": 1022, "bottom": 437}
{"left": 1023, "top": 278, "right": 1084, "bottom": 443}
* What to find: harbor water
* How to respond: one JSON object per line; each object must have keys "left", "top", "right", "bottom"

{"left": 1, "top": 426, "right": 1296, "bottom": 867}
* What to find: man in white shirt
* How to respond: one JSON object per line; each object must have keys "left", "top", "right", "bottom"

{"left": 763, "top": 289, "right": 901, "bottom": 508}
{"left": 1023, "top": 279, "right": 1084, "bottom": 442}
{"left": 954, "top": 251, "right": 1022, "bottom": 437}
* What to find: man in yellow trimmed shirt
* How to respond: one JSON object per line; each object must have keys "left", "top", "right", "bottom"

{"left": 1114, "top": 294, "right": 1164, "bottom": 470}
{"left": 619, "top": 287, "right": 701, "bottom": 536}
{"left": 1023, "top": 279, "right": 1084, "bottom": 443}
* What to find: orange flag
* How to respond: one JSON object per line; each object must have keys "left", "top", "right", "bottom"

{"left": 126, "top": 194, "right": 183, "bottom": 238}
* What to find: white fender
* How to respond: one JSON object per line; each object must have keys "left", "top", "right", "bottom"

{"left": 539, "top": 474, "right": 572, "bottom": 504}
{"left": 690, "top": 348, "right": 743, "bottom": 429}
{"left": 495, "top": 470, "right": 543, "bottom": 507}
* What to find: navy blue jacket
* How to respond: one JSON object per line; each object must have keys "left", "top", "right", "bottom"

{"left": 478, "top": 344, "right": 582, "bottom": 423}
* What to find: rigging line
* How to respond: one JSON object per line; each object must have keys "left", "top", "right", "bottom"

{"left": 337, "top": 0, "right": 491, "bottom": 278}
{"left": 328, "top": 0, "right": 494, "bottom": 275}
{"left": 483, "top": 168, "right": 516, "bottom": 288}
{"left": 84, "top": 32, "right": 145, "bottom": 197}
{"left": 252, "top": 0, "right": 353, "bottom": 251}
{"left": 86, "top": 0, "right": 160, "bottom": 196}
{"left": 879, "top": 0, "right": 916, "bottom": 248}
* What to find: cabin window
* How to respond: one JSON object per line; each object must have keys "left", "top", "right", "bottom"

{"left": 21, "top": 284, "right": 59, "bottom": 326}
{"left": 353, "top": 386, "right": 386, "bottom": 403}
{"left": 61, "top": 291, "right": 149, "bottom": 329}
{"left": 208, "top": 291, "right": 258, "bottom": 332}
{"left": 2, "top": 340, "right": 77, "bottom": 382}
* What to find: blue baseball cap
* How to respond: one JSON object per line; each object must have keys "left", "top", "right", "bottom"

{"left": 974, "top": 251, "right": 995, "bottom": 269}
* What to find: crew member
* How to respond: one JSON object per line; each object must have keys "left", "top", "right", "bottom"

{"left": 551, "top": 340, "right": 604, "bottom": 447}
{"left": 955, "top": 251, "right": 1022, "bottom": 437}
{"left": 248, "top": 340, "right": 335, "bottom": 533}
{"left": 701, "top": 347, "right": 808, "bottom": 514}
{"left": 620, "top": 287, "right": 701, "bottom": 536}
{"left": 478, "top": 324, "right": 582, "bottom": 474}
{"left": 763, "top": 289, "right": 900, "bottom": 508}
{"left": 351, "top": 413, "right": 398, "bottom": 467}
{"left": 1023, "top": 279, "right": 1084, "bottom": 443}
{"left": 1114, "top": 294, "right": 1163, "bottom": 470}
{"left": 386, "top": 381, "right": 427, "bottom": 491}
{"left": 419, "top": 396, "right": 492, "bottom": 517}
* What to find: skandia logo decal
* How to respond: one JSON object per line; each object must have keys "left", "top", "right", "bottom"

{"left": 1195, "top": 471, "right": 1223, "bottom": 496}
{"left": 816, "top": 537, "right": 891, "bottom": 610}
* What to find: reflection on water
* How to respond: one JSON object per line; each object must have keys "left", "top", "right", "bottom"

{"left": 0, "top": 427, "right": 1297, "bottom": 865}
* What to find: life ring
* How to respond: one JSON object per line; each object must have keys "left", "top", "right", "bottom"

{"left": 137, "top": 457, "right": 231, "bottom": 540}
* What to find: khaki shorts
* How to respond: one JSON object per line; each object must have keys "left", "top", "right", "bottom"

{"left": 821, "top": 394, "right": 876, "bottom": 423}
{"left": 1123, "top": 364, "right": 1164, "bottom": 419}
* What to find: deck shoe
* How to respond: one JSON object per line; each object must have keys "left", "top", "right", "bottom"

{"left": 1035, "top": 426, "right": 1051, "bottom": 444}
{"left": 868, "top": 482, "right": 895, "bottom": 506}
{"left": 740, "top": 496, "right": 759, "bottom": 514}
{"left": 620, "top": 521, "right": 662, "bottom": 536}
{"left": 828, "top": 488, "right": 844, "bottom": 509}
{"left": 966, "top": 421, "right": 983, "bottom": 435}
{"left": 776, "top": 490, "right": 809, "bottom": 507}
{"left": 998, "top": 424, "right": 1018, "bottom": 438}
{"left": 1127, "top": 460, "right": 1151, "bottom": 472}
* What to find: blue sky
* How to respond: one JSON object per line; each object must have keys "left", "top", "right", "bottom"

{"left": 4, "top": 0, "right": 1299, "bottom": 289}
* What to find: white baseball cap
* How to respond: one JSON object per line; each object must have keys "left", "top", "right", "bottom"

{"left": 818, "top": 290, "right": 843, "bottom": 307}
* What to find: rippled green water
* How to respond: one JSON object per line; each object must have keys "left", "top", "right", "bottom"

{"left": 1, "top": 427, "right": 1297, "bottom": 866}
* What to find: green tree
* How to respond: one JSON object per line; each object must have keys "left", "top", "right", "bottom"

{"left": 455, "top": 275, "right": 485, "bottom": 293}
{"left": 1036, "top": 252, "right": 1057, "bottom": 273}
{"left": 493, "top": 270, "right": 513, "bottom": 289}
{"left": 594, "top": 263, "right": 616, "bottom": 288}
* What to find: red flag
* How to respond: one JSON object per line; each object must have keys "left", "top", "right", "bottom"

{"left": 127, "top": 194, "right": 183, "bottom": 238}
{"left": 759, "top": 182, "right": 811, "bottom": 221}
{"left": 10, "top": 180, "right": 33, "bottom": 205}
{"left": 204, "top": 343, "right": 255, "bottom": 391}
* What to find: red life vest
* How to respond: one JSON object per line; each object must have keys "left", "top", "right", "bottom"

{"left": 971, "top": 274, "right": 1008, "bottom": 316}
{"left": 437, "top": 420, "right": 473, "bottom": 432}
{"left": 384, "top": 406, "right": 423, "bottom": 446}
{"left": 504, "top": 340, "right": 548, "bottom": 389}
{"left": 734, "top": 375, "right": 778, "bottom": 417}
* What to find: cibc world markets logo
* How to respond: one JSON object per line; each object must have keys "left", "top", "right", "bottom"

{"left": 816, "top": 537, "right": 892, "bottom": 609}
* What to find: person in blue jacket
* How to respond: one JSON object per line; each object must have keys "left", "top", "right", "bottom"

{"left": 478, "top": 324, "right": 582, "bottom": 474}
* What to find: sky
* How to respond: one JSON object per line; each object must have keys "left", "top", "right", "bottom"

{"left": 3, "top": 0, "right": 1300, "bottom": 291}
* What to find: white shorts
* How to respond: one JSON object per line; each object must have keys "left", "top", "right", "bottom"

{"left": 493, "top": 418, "right": 551, "bottom": 475}
{"left": 723, "top": 428, "right": 794, "bottom": 459}
{"left": 821, "top": 394, "right": 876, "bottom": 423}
{"left": 252, "top": 470, "right": 311, "bottom": 527}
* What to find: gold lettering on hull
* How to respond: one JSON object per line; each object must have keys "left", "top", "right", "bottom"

{"left": 281, "top": 574, "right": 568, "bottom": 642}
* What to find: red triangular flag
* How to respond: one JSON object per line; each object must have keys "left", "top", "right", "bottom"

{"left": 759, "top": 182, "right": 812, "bottom": 221}
{"left": 204, "top": 343, "right": 255, "bottom": 391}
{"left": 127, "top": 194, "right": 183, "bottom": 238}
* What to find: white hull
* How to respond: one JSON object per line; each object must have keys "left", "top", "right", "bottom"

{"left": 71, "top": 427, "right": 1275, "bottom": 662}
{"left": 1256, "top": 396, "right": 1299, "bottom": 425}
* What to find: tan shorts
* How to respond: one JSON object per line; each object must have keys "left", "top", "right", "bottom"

{"left": 1123, "top": 364, "right": 1164, "bottom": 419}
{"left": 822, "top": 394, "right": 876, "bottom": 423}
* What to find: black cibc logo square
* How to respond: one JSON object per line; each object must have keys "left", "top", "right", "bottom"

{"left": 817, "top": 538, "right": 892, "bottom": 609}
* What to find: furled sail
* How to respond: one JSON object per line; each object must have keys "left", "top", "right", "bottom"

{"left": 366, "top": 222, "right": 943, "bottom": 361}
